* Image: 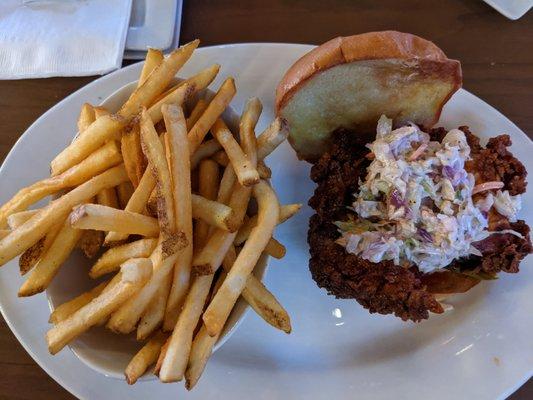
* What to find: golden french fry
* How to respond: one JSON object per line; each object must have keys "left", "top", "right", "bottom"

{"left": 188, "top": 78, "right": 236, "bottom": 154}
{"left": 78, "top": 229, "right": 104, "bottom": 259}
{"left": 216, "top": 165, "right": 237, "bottom": 206}
{"left": 0, "top": 141, "right": 123, "bottom": 227}
{"left": 212, "top": 118, "right": 259, "bottom": 187}
{"left": 140, "top": 108, "right": 175, "bottom": 237}
{"left": 161, "top": 104, "right": 194, "bottom": 332}
{"left": 7, "top": 209, "right": 38, "bottom": 230}
{"left": 191, "top": 194, "right": 235, "bottom": 232}
{"left": 263, "top": 237, "right": 286, "bottom": 259}
{"left": 139, "top": 48, "right": 164, "bottom": 86}
{"left": 154, "top": 336, "right": 170, "bottom": 376}
{"left": 18, "top": 217, "right": 84, "bottom": 297}
{"left": 234, "top": 203, "right": 302, "bottom": 245}
{"left": 159, "top": 273, "right": 213, "bottom": 383}
{"left": 49, "top": 280, "right": 108, "bottom": 325}
{"left": 97, "top": 187, "right": 119, "bottom": 208}
{"left": 50, "top": 115, "right": 127, "bottom": 176}
{"left": 104, "top": 169, "right": 156, "bottom": 244}
{"left": 137, "top": 272, "right": 171, "bottom": 340}
{"left": 0, "top": 165, "right": 128, "bottom": 267}
{"left": 185, "top": 324, "right": 218, "bottom": 390}
{"left": 186, "top": 99, "right": 208, "bottom": 130}
{"left": 147, "top": 84, "right": 189, "bottom": 126}
{"left": 121, "top": 123, "right": 146, "bottom": 187}
{"left": 77, "top": 103, "right": 95, "bottom": 134}
{"left": 90, "top": 238, "right": 158, "bottom": 279}
{"left": 203, "top": 180, "right": 279, "bottom": 337}
{"left": 221, "top": 245, "right": 291, "bottom": 333}
{"left": 211, "top": 150, "right": 229, "bottom": 167}
{"left": 70, "top": 204, "right": 159, "bottom": 237}
{"left": 125, "top": 331, "right": 167, "bottom": 385}
{"left": 46, "top": 258, "right": 152, "bottom": 354}
{"left": 256, "top": 117, "right": 289, "bottom": 160}
{"left": 257, "top": 161, "right": 272, "bottom": 179}
{"left": 119, "top": 40, "right": 199, "bottom": 118}
{"left": 93, "top": 106, "right": 110, "bottom": 119}
{"left": 194, "top": 160, "right": 220, "bottom": 248}
{"left": 190, "top": 139, "right": 222, "bottom": 170}
{"left": 117, "top": 181, "right": 135, "bottom": 208}
{"left": 19, "top": 221, "right": 62, "bottom": 276}
{"left": 239, "top": 98, "right": 262, "bottom": 167}
{"left": 0, "top": 230, "right": 9, "bottom": 240}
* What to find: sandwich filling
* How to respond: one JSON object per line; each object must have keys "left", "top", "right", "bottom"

{"left": 336, "top": 116, "right": 522, "bottom": 273}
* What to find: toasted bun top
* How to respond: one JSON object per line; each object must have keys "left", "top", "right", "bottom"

{"left": 276, "top": 31, "right": 462, "bottom": 161}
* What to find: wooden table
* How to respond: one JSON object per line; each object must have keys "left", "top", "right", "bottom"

{"left": 0, "top": 1, "right": 531, "bottom": 398}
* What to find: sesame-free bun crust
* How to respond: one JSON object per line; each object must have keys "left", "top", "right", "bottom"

{"left": 276, "top": 31, "right": 462, "bottom": 162}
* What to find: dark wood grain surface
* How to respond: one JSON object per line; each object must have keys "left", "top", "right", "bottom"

{"left": 0, "top": 1, "right": 531, "bottom": 399}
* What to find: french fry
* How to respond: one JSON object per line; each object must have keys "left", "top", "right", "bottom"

{"left": 140, "top": 108, "right": 175, "bottom": 237}
{"left": 185, "top": 324, "right": 218, "bottom": 390}
{"left": 146, "top": 84, "right": 189, "bottom": 128}
{"left": 0, "top": 141, "right": 123, "bottom": 227}
{"left": 212, "top": 118, "right": 259, "bottom": 187}
{"left": 77, "top": 103, "right": 95, "bottom": 134}
{"left": 256, "top": 117, "right": 289, "bottom": 160}
{"left": 139, "top": 48, "right": 164, "bottom": 86}
{"left": 50, "top": 115, "right": 127, "bottom": 176}
{"left": 46, "top": 258, "right": 152, "bottom": 354}
{"left": 18, "top": 217, "right": 85, "bottom": 297}
{"left": 118, "top": 40, "right": 199, "bottom": 118}
{"left": 186, "top": 99, "right": 208, "bottom": 130}
{"left": 216, "top": 165, "right": 237, "bottom": 206}
{"left": 203, "top": 180, "right": 279, "bottom": 337}
{"left": 153, "top": 337, "right": 170, "bottom": 376}
{"left": 104, "top": 166, "right": 156, "bottom": 244}
{"left": 194, "top": 160, "right": 220, "bottom": 248}
{"left": 117, "top": 181, "right": 135, "bottom": 208}
{"left": 137, "top": 272, "right": 172, "bottom": 340}
{"left": 125, "top": 331, "right": 167, "bottom": 385}
{"left": 70, "top": 204, "right": 159, "bottom": 237}
{"left": 188, "top": 78, "right": 236, "bottom": 154}
{"left": 211, "top": 150, "right": 229, "bottom": 167}
{"left": 0, "top": 165, "right": 128, "bottom": 267}
{"left": 221, "top": 245, "right": 291, "bottom": 333}
{"left": 161, "top": 104, "right": 194, "bottom": 332}
{"left": 257, "top": 161, "right": 272, "bottom": 179}
{"left": 19, "top": 221, "right": 62, "bottom": 275}
{"left": 191, "top": 194, "right": 235, "bottom": 232}
{"left": 234, "top": 203, "right": 302, "bottom": 245}
{"left": 78, "top": 228, "right": 104, "bottom": 259}
{"left": 239, "top": 98, "right": 262, "bottom": 167}
{"left": 121, "top": 123, "right": 146, "bottom": 187}
{"left": 90, "top": 238, "right": 158, "bottom": 279}
{"left": 49, "top": 280, "right": 108, "bottom": 325}
{"left": 7, "top": 209, "right": 38, "bottom": 230}
{"left": 97, "top": 187, "right": 119, "bottom": 208}
{"left": 263, "top": 237, "right": 286, "bottom": 259}
{"left": 0, "top": 230, "right": 8, "bottom": 240}
{"left": 158, "top": 273, "right": 214, "bottom": 382}
{"left": 93, "top": 106, "right": 110, "bottom": 119}
{"left": 190, "top": 139, "right": 222, "bottom": 170}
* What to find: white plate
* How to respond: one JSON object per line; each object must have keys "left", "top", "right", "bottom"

{"left": 0, "top": 43, "right": 532, "bottom": 399}
{"left": 482, "top": 0, "right": 532, "bottom": 19}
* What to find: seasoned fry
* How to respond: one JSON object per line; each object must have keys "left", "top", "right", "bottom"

{"left": 46, "top": 258, "right": 152, "bottom": 354}
{"left": 70, "top": 204, "right": 159, "bottom": 237}
{"left": 137, "top": 272, "right": 172, "bottom": 340}
{"left": 190, "top": 139, "right": 222, "bottom": 170}
{"left": 188, "top": 78, "right": 236, "bottom": 154}
{"left": 105, "top": 167, "right": 156, "bottom": 244}
{"left": 19, "top": 217, "right": 85, "bottom": 297}
{"left": 50, "top": 115, "right": 127, "bottom": 176}
{"left": 186, "top": 99, "right": 208, "bottom": 130}
{"left": 203, "top": 180, "right": 280, "bottom": 337}
{"left": 49, "top": 281, "right": 108, "bottom": 325}
{"left": 0, "top": 165, "right": 128, "bottom": 266}
{"left": 90, "top": 238, "right": 158, "bottom": 279}
{"left": 212, "top": 118, "right": 259, "bottom": 187}
{"left": 7, "top": 209, "right": 38, "bottom": 230}
{"left": 139, "top": 48, "right": 164, "bottom": 86}
{"left": 121, "top": 123, "right": 145, "bottom": 187}
{"left": 221, "top": 245, "right": 291, "bottom": 333}
{"left": 140, "top": 108, "right": 175, "bottom": 237}
{"left": 117, "top": 181, "right": 135, "bottom": 208}
{"left": 118, "top": 40, "right": 199, "bottom": 118}
{"left": 194, "top": 160, "right": 220, "bottom": 248}
{"left": 0, "top": 141, "right": 123, "bottom": 227}
{"left": 19, "top": 221, "right": 62, "bottom": 275}
{"left": 161, "top": 104, "right": 194, "bottom": 332}
{"left": 97, "top": 187, "right": 119, "bottom": 208}
{"left": 125, "top": 331, "right": 167, "bottom": 385}
{"left": 256, "top": 117, "right": 289, "bottom": 160}
{"left": 234, "top": 203, "right": 302, "bottom": 245}
{"left": 77, "top": 103, "right": 95, "bottom": 134}
{"left": 263, "top": 237, "right": 286, "bottom": 259}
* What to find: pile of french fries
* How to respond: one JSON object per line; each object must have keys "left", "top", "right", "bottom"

{"left": 0, "top": 41, "right": 301, "bottom": 389}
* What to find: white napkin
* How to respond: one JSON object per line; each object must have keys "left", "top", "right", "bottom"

{"left": 0, "top": 0, "right": 132, "bottom": 79}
